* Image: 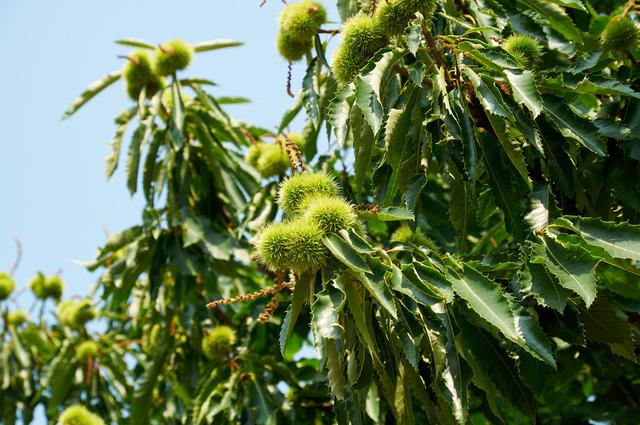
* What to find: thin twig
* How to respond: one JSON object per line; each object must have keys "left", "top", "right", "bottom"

{"left": 622, "top": 0, "right": 637, "bottom": 16}
{"left": 9, "top": 237, "right": 22, "bottom": 276}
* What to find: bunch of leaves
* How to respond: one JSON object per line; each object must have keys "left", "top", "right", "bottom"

{"left": 4, "top": 0, "right": 640, "bottom": 423}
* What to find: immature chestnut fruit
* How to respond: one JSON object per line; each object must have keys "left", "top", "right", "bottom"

{"left": 123, "top": 49, "right": 165, "bottom": 100}
{"left": 245, "top": 143, "right": 264, "bottom": 167}
{"left": 57, "top": 300, "right": 96, "bottom": 328}
{"left": 502, "top": 34, "right": 543, "bottom": 68}
{"left": 375, "top": 0, "right": 438, "bottom": 36}
{"left": 277, "top": 172, "right": 340, "bottom": 217}
{"left": 255, "top": 222, "right": 296, "bottom": 271}
{"left": 601, "top": 16, "right": 638, "bottom": 51}
{"left": 7, "top": 309, "right": 28, "bottom": 326}
{"left": 59, "top": 405, "right": 105, "bottom": 425}
{"left": 284, "top": 220, "right": 328, "bottom": 272}
{"left": 302, "top": 195, "right": 357, "bottom": 234}
{"left": 255, "top": 143, "right": 291, "bottom": 178}
{"left": 332, "top": 15, "right": 388, "bottom": 83}
{"left": 0, "top": 272, "right": 15, "bottom": 300}
{"left": 76, "top": 340, "right": 100, "bottom": 361}
{"left": 202, "top": 325, "right": 237, "bottom": 360}
{"left": 277, "top": 32, "right": 314, "bottom": 62}
{"left": 44, "top": 275, "right": 64, "bottom": 299}
{"left": 154, "top": 39, "right": 194, "bottom": 76}
{"left": 277, "top": 0, "right": 327, "bottom": 61}
{"left": 29, "top": 272, "right": 47, "bottom": 299}
{"left": 391, "top": 224, "right": 428, "bottom": 244}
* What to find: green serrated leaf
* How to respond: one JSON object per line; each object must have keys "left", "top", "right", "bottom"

{"left": 106, "top": 107, "right": 136, "bottom": 178}
{"left": 449, "top": 164, "right": 474, "bottom": 252}
{"left": 302, "top": 58, "right": 320, "bottom": 127}
{"left": 525, "top": 185, "right": 556, "bottom": 231}
{"left": 375, "top": 207, "right": 415, "bottom": 221}
{"left": 130, "top": 330, "right": 169, "bottom": 424}
{"left": 542, "top": 95, "right": 605, "bottom": 156}
{"left": 355, "top": 48, "right": 405, "bottom": 134}
{"left": 312, "top": 285, "right": 345, "bottom": 340}
{"left": 328, "top": 83, "right": 355, "bottom": 147}
{"left": 324, "top": 234, "right": 372, "bottom": 274}
{"left": 523, "top": 263, "right": 571, "bottom": 312}
{"left": 504, "top": 70, "right": 542, "bottom": 118}
{"left": 114, "top": 38, "right": 155, "bottom": 49}
{"left": 126, "top": 118, "right": 153, "bottom": 195}
{"left": 532, "top": 236, "right": 598, "bottom": 306}
{"left": 479, "top": 135, "right": 527, "bottom": 239}
{"left": 579, "top": 298, "right": 635, "bottom": 361}
{"left": 384, "top": 88, "right": 422, "bottom": 204}
{"left": 557, "top": 216, "right": 640, "bottom": 263}
{"left": 279, "top": 273, "right": 312, "bottom": 355}
{"left": 517, "top": 0, "right": 582, "bottom": 43}
{"left": 192, "top": 39, "right": 243, "bottom": 52}
{"left": 449, "top": 264, "right": 554, "bottom": 365}
{"left": 325, "top": 339, "right": 346, "bottom": 400}
{"left": 62, "top": 70, "right": 122, "bottom": 119}
{"left": 462, "top": 67, "right": 509, "bottom": 117}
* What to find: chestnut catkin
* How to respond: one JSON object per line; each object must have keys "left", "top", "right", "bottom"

{"left": 286, "top": 132, "right": 306, "bottom": 149}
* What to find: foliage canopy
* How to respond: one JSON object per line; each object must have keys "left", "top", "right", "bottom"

{"left": 2, "top": 0, "right": 640, "bottom": 424}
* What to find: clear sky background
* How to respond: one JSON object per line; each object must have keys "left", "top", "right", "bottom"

{"left": 0, "top": 0, "right": 338, "bottom": 311}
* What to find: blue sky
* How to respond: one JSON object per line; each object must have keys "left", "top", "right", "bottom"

{"left": 0, "top": 0, "right": 338, "bottom": 312}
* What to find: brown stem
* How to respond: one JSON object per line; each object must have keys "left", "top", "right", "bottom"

{"left": 422, "top": 25, "right": 452, "bottom": 88}
{"left": 286, "top": 62, "right": 294, "bottom": 98}
{"left": 117, "top": 55, "right": 138, "bottom": 64}
{"left": 622, "top": 0, "right": 636, "bottom": 16}
{"left": 9, "top": 237, "right": 22, "bottom": 276}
